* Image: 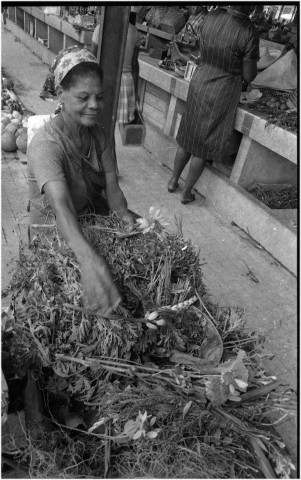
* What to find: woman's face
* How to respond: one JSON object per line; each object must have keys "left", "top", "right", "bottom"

{"left": 60, "top": 74, "right": 104, "bottom": 128}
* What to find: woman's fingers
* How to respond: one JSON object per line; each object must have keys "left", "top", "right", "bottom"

{"left": 121, "top": 212, "right": 135, "bottom": 232}
{"left": 80, "top": 255, "right": 121, "bottom": 314}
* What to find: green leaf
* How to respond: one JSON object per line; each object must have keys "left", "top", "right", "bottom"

{"left": 199, "top": 319, "right": 223, "bottom": 366}
{"left": 149, "top": 416, "right": 156, "bottom": 427}
{"left": 52, "top": 361, "right": 69, "bottom": 377}
{"left": 183, "top": 400, "right": 192, "bottom": 419}
{"left": 146, "top": 322, "right": 157, "bottom": 330}
{"left": 249, "top": 436, "right": 277, "bottom": 479}
{"left": 133, "top": 429, "right": 143, "bottom": 440}
{"left": 123, "top": 420, "right": 138, "bottom": 435}
{"left": 205, "top": 376, "right": 229, "bottom": 406}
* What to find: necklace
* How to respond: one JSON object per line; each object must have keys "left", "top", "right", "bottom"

{"left": 60, "top": 111, "right": 92, "bottom": 160}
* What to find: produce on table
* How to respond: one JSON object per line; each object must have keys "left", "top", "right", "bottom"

{"left": 240, "top": 88, "right": 297, "bottom": 133}
{"left": 2, "top": 211, "right": 296, "bottom": 479}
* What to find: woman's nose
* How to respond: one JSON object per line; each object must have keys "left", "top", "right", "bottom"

{"left": 88, "top": 95, "right": 98, "bottom": 109}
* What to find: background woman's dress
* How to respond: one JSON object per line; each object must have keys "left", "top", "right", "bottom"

{"left": 177, "top": 7, "right": 259, "bottom": 162}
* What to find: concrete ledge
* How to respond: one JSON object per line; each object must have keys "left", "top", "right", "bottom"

{"left": 6, "top": 19, "right": 55, "bottom": 66}
{"left": 235, "top": 108, "right": 297, "bottom": 163}
{"left": 22, "top": 6, "right": 46, "bottom": 22}
{"left": 144, "top": 117, "right": 297, "bottom": 276}
{"left": 196, "top": 168, "right": 297, "bottom": 276}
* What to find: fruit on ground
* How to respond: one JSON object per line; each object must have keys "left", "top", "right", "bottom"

{"left": 1, "top": 118, "right": 10, "bottom": 129}
{"left": 15, "top": 127, "right": 27, "bottom": 138}
{"left": 16, "top": 133, "right": 28, "bottom": 153}
{"left": 2, "top": 132, "right": 17, "bottom": 152}
{"left": 5, "top": 123, "right": 18, "bottom": 135}
{"left": 12, "top": 110, "right": 22, "bottom": 121}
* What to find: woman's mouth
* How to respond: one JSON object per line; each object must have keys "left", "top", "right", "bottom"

{"left": 83, "top": 112, "right": 99, "bottom": 117}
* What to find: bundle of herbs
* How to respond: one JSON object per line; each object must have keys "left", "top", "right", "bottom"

{"left": 248, "top": 184, "right": 297, "bottom": 209}
{"left": 2, "top": 210, "right": 296, "bottom": 478}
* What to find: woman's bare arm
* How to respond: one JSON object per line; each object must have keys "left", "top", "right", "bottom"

{"left": 242, "top": 60, "right": 257, "bottom": 83}
{"left": 105, "top": 171, "right": 135, "bottom": 230}
{"left": 44, "top": 180, "right": 121, "bottom": 313}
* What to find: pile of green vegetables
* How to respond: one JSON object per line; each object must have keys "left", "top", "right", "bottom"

{"left": 2, "top": 212, "right": 296, "bottom": 478}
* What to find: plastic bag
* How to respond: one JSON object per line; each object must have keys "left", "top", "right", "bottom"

{"left": 251, "top": 49, "right": 297, "bottom": 91}
{"left": 27, "top": 114, "right": 54, "bottom": 146}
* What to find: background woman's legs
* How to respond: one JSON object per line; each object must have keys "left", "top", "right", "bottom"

{"left": 168, "top": 146, "right": 191, "bottom": 192}
{"left": 182, "top": 155, "right": 206, "bottom": 203}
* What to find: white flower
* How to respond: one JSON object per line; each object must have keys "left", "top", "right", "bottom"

{"left": 136, "top": 207, "right": 169, "bottom": 234}
{"left": 136, "top": 218, "right": 151, "bottom": 230}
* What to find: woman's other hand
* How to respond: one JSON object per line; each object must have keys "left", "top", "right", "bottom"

{"left": 80, "top": 251, "right": 121, "bottom": 314}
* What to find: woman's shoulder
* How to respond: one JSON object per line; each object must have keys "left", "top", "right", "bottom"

{"left": 27, "top": 116, "right": 63, "bottom": 157}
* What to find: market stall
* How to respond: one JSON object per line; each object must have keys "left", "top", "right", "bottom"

{"left": 137, "top": 52, "right": 297, "bottom": 188}
{"left": 7, "top": 6, "right": 97, "bottom": 53}
{"left": 133, "top": 3, "right": 297, "bottom": 275}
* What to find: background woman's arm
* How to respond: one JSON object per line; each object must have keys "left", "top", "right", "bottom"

{"left": 242, "top": 60, "right": 257, "bottom": 83}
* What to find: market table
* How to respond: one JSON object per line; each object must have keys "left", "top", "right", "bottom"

{"left": 137, "top": 53, "right": 297, "bottom": 189}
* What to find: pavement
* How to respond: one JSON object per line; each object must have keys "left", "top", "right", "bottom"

{"left": 1, "top": 26, "right": 298, "bottom": 462}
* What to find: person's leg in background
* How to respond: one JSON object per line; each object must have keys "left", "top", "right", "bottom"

{"left": 168, "top": 146, "right": 191, "bottom": 192}
{"left": 181, "top": 155, "right": 206, "bottom": 204}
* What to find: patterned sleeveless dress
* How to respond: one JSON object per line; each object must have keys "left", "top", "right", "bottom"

{"left": 176, "top": 7, "right": 259, "bottom": 162}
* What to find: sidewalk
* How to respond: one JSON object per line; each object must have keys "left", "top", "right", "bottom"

{"left": 1, "top": 26, "right": 297, "bottom": 460}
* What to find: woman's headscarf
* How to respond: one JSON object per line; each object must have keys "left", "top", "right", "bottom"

{"left": 53, "top": 46, "right": 98, "bottom": 87}
{"left": 40, "top": 46, "right": 98, "bottom": 100}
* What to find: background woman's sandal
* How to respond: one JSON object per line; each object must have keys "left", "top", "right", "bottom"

{"left": 181, "top": 193, "right": 195, "bottom": 204}
{"left": 167, "top": 179, "right": 179, "bottom": 193}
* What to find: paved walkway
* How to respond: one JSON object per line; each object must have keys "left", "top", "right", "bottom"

{"left": 1, "top": 26, "right": 297, "bottom": 460}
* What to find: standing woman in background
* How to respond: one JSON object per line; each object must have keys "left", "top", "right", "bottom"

{"left": 168, "top": 5, "right": 259, "bottom": 204}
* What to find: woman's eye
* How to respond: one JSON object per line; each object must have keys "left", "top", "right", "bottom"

{"left": 78, "top": 97, "right": 88, "bottom": 101}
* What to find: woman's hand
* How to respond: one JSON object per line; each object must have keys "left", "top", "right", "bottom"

{"left": 80, "top": 251, "right": 121, "bottom": 314}
{"left": 120, "top": 211, "right": 135, "bottom": 232}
